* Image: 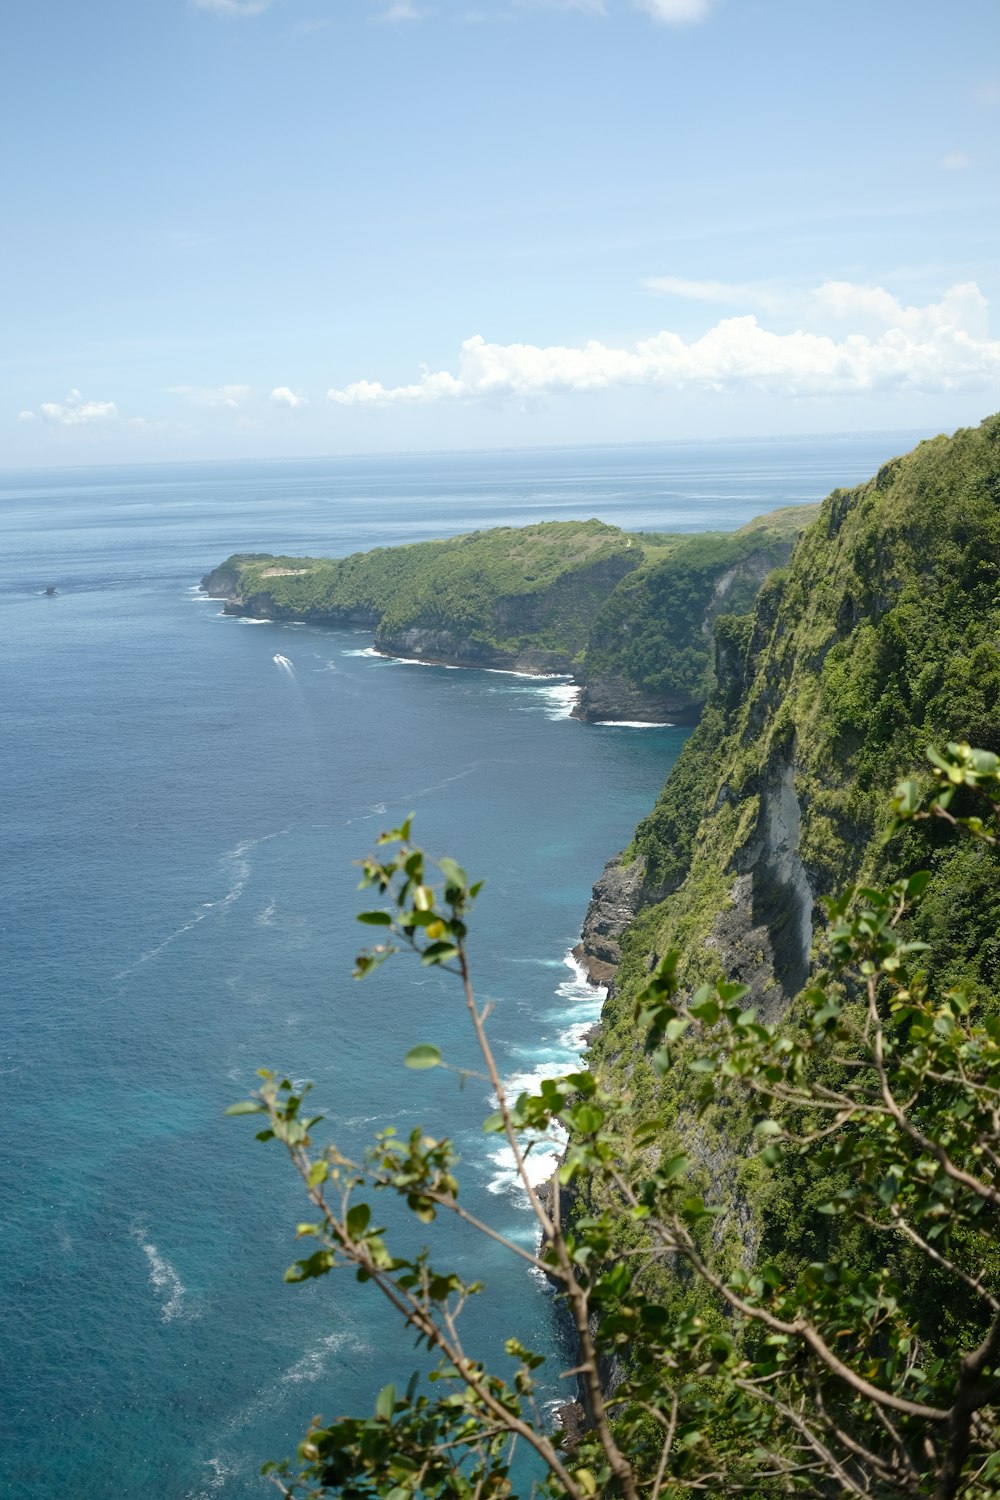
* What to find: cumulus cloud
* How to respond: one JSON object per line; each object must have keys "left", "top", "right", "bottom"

{"left": 191, "top": 0, "right": 271, "bottom": 16}
{"left": 327, "top": 281, "right": 1000, "bottom": 408}
{"left": 39, "top": 390, "right": 119, "bottom": 426}
{"left": 17, "top": 410, "right": 35, "bottom": 422}
{"left": 271, "top": 386, "right": 309, "bottom": 408}
{"left": 168, "top": 383, "right": 252, "bottom": 410}
{"left": 634, "top": 0, "right": 713, "bottom": 22}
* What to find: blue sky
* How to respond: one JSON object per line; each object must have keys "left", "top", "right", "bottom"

{"left": 4, "top": 0, "right": 1000, "bottom": 463}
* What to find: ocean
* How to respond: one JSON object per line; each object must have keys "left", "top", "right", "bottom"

{"left": 0, "top": 433, "right": 925, "bottom": 1497}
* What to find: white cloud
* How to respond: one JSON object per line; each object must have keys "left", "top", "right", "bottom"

{"left": 941, "top": 151, "right": 972, "bottom": 171}
{"left": 327, "top": 281, "right": 1000, "bottom": 408}
{"left": 191, "top": 0, "right": 271, "bottom": 15}
{"left": 17, "top": 409, "right": 35, "bottom": 422}
{"left": 168, "top": 383, "right": 252, "bottom": 410}
{"left": 40, "top": 390, "right": 119, "bottom": 426}
{"left": 812, "top": 280, "right": 990, "bottom": 339}
{"left": 271, "top": 386, "right": 309, "bottom": 408}
{"left": 644, "top": 275, "right": 789, "bottom": 313}
{"left": 377, "top": 0, "right": 425, "bottom": 19}
{"left": 634, "top": 0, "right": 713, "bottom": 23}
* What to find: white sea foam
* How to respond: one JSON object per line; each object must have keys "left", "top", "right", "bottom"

{"left": 342, "top": 646, "right": 382, "bottom": 657}
{"left": 186, "top": 1454, "right": 240, "bottom": 1498}
{"left": 500, "top": 681, "right": 580, "bottom": 719}
{"left": 388, "top": 655, "right": 461, "bottom": 669}
{"left": 272, "top": 653, "right": 294, "bottom": 674}
{"left": 282, "top": 1329, "right": 356, "bottom": 1384}
{"left": 254, "top": 900, "right": 276, "bottom": 926}
{"left": 234, "top": 616, "right": 272, "bottom": 624}
{"left": 483, "top": 953, "right": 605, "bottom": 1201}
{"left": 483, "top": 668, "right": 573, "bottom": 680}
{"left": 191, "top": 1327, "right": 369, "bottom": 1497}
{"left": 132, "top": 1224, "right": 192, "bottom": 1324}
{"left": 594, "top": 719, "right": 673, "bottom": 728}
{"left": 539, "top": 684, "right": 581, "bottom": 719}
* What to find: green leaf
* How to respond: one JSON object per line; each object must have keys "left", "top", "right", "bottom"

{"left": 357, "top": 910, "right": 393, "bottom": 926}
{"left": 346, "top": 1202, "right": 371, "bottom": 1237}
{"left": 307, "top": 1160, "right": 328, "bottom": 1188}
{"left": 375, "top": 1383, "right": 396, "bottom": 1422}
{"left": 404, "top": 1043, "right": 442, "bottom": 1069}
{"left": 225, "top": 1100, "right": 265, "bottom": 1115}
{"left": 437, "top": 856, "right": 468, "bottom": 890}
{"left": 419, "top": 942, "right": 459, "bottom": 966}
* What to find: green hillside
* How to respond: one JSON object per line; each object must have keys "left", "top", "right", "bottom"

{"left": 203, "top": 506, "right": 815, "bottom": 712}
{"left": 579, "top": 415, "right": 1000, "bottom": 1329}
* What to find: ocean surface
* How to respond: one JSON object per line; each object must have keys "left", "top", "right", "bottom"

{"left": 0, "top": 433, "right": 924, "bottom": 1498}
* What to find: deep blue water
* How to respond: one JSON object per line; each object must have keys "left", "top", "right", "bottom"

{"left": 1, "top": 434, "right": 922, "bottom": 1497}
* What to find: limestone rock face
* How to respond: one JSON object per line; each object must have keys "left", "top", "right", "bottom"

{"left": 573, "top": 677, "right": 700, "bottom": 725}
{"left": 574, "top": 854, "right": 652, "bottom": 987}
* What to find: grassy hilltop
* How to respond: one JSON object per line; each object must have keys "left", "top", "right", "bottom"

{"left": 203, "top": 507, "right": 814, "bottom": 720}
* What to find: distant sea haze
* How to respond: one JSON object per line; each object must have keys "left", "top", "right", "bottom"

{"left": 0, "top": 434, "right": 920, "bottom": 1498}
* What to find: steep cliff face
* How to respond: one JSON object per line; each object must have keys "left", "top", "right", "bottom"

{"left": 574, "top": 513, "right": 812, "bottom": 722}
{"left": 372, "top": 548, "right": 641, "bottom": 672}
{"left": 584, "top": 414, "right": 1000, "bottom": 1031}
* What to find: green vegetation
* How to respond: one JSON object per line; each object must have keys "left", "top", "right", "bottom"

{"left": 204, "top": 520, "right": 643, "bottom": 668}
{"left": 581, "top": 511, "right": 811, "bottom": 718}
{"left": 616, "top": 414, "right": 1000, "bottom": 1005}
{"left": 204, "top": 506, "right": 815, "bottom": 711}
{"left": 221, "top": 418, "right": 1000, "bottom": 1497}
{"left": 231, "top": 745, "right": 1000, "bottom": 1497}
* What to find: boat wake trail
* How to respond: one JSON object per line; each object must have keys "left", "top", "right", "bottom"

{"left": 113, "top": 829, "right": 290, "bottom": 981}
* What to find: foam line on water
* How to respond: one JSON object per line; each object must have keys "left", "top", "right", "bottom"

{"left": 593, "top": 719, "right": 673, "bottom": 728}
{"left": 131, "top": 1224, "right": 193, "bottom": 1324}
{"left": 113, "top": 829, "right": 289, "bottom": 980}
{"left": 483, "top": 668, "right": 573, "bottom": 680}
{"left": 191, "top": 1327, "right": 368, "bottom": 1498}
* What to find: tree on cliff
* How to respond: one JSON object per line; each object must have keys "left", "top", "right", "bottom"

{"left": 230, "top": 743, "right": 1000, "bottom": 1499}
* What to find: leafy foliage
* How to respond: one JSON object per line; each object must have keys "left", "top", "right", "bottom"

{"left": 230, "top": 745, "right": 1000, "bottom": 1499}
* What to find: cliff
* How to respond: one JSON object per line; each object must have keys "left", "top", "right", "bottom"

{"left": 579, "top": 411, "right": 1000, "bottom": 1185}
{"left": 202, "top": 507, "right": 815, "bottom": 715}
{"left": 574, "top": 507, "right": 816, "bottom": 723}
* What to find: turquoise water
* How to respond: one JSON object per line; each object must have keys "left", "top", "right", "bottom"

{"left": 0, "top": 435, "right": 920, "bottom": 1497}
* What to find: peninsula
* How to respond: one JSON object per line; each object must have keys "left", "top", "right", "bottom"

{"left": 202, "top": 507, "right": 815, "bottom": 723}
